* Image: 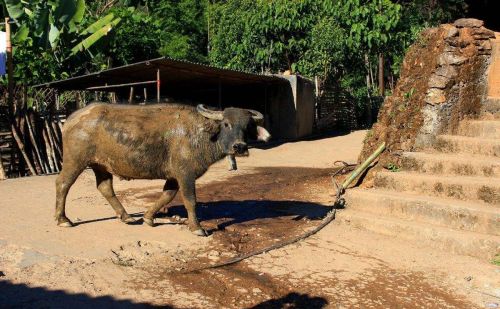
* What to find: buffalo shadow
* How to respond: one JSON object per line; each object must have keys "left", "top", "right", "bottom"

{"left": 73, "top": 199, "right": 336, "bottom": 231}
{"left": 158, "top": 199, "right": 333, "bottom": 233}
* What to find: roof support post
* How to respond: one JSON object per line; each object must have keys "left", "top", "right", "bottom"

{"left": 156, "top": 69, "right": 160, "bottom": 103}
{"left": 218, "top": 78, "right": 222, "bottom": 109}
{"left": 5, "top": 17, "right": 14, "bottom": 119}
{"left": 264, "top": 83, "right": 268, "bottom": 115}
{"left": 128, "top": 87, "right": 134, "bottom": 104}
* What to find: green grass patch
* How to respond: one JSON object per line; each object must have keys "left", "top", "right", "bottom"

{"left": 492, "top": 254, "right": 500, "bottom": 266}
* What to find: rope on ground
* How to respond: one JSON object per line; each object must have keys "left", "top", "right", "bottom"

{"left": 185, "top": 162, "right": 355, "bottom": 273}
{"left": 185, "top": 143, "right": 386, "bottom": 273}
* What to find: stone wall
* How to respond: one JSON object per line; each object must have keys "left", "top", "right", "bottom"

{"left": 359, "top": 19, "right": 494, "bottom": 174}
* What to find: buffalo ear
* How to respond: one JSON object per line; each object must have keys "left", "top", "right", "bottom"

{"left": 201, "top": 120, "right": 221, "bottom": 141}
{"left": 256, "top": 126, "right": 271, "bottom": 142}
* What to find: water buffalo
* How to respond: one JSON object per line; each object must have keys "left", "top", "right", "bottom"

{"left": 55, "top": 103, "right": 271, "bottom": 236}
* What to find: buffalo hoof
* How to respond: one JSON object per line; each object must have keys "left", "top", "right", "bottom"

{"left": 121, "top": 215, "right": 137, "bottom": 224}
{"left": 143, "top": 217, "right": 154, "bottom": 227}
{"left": 57, "top": 218, "right": 74, "bottom": 227}
{"left": 192, "top": 229, "right": 208, "bottom": 237}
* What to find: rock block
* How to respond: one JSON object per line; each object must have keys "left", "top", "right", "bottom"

{"left": 454, "top": 18, "right": 484, "bottom": 28}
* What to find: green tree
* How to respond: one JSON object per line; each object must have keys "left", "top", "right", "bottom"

{"left": 1, "top": 0, "right": 122, "bottom": 84}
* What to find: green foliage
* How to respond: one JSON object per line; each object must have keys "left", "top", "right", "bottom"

{"left": 403, "top": 88, "right": 416, "bottom": 100}
{"left": 93, "top": 0, "right": 207, "bottom": 67}
{"left": 297, "top": 17, "right": 348, "bottom": 80}
{"left": 209, "top": 0, "right": 322, "bottom": 73}
{"left": 1, "top": 0, "right": 124, "bottom": 84}
{"left": 331, "top": 0, "right": 401, "bottom": 51}
{"left": 0, "top": 0, "right": 468, "bottom": 119}
{"left": 386, "top": 162, "right": 401, "bottom": 172}
{"left": 493, "top": 254, "right": 500, "bottom": 266}
{"left": 70, "top": 13, "right": 121, "bottom": 55}
{"left": 1, "top": 0, "right": 208, "bottom": 84}
{"left": 209, "top": 0, "right": 466, "bottom": 126}
{"left": 153, "top": 0, "right": 208, "bottom": 62}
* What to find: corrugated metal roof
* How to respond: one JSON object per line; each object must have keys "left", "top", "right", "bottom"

{"left": 34, "top": 57, "right": 287, "bottom": 90}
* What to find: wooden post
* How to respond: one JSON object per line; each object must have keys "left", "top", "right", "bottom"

{"left": 5, "top": 17, "right": 14, "bottom": 119}
{"left": 128, "top": 86, "right": 134, "bottom": 104}
{"left": 143, "top": 88, "right": 147, "bottom": 104}
{"left": 0, "top": 152, "right": 6, "bottom": 180}
{"left": 56, "top": 92, "right": 59, "bottom": 110}
{"left": 156, "top": 69, "right": 160, "bottom": 103}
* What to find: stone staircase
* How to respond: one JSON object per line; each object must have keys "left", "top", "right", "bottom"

{"left": 341, "top": 36, "right": 500, "bottom": 261}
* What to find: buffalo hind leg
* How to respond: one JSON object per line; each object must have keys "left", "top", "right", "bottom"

{"left": 143, "top": 179, "right": 179, "bottom": 227}
{"left": 178, "top": 177, "right": 207, "bottom": 236}
{"left": 93, "top": 167, "right": 135, "bottom": 224}
{"left": 55, "top": 164, "right": 86, "bottom": 227}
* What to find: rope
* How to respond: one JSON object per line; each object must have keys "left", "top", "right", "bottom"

{"left": 184, "top": 161, "right": 356, "bottom": 273}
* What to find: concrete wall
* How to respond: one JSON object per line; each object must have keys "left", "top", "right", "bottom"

{"left": 268, "top": 75, "right": 315, "bottom": 139}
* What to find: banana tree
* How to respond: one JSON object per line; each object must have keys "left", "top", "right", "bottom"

{"left": 3, "top": 0, "right": 121, "bottom": 57}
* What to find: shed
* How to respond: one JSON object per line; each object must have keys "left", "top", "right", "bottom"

{"left": 35, "top": 57, "right": 315, "bottom": 139}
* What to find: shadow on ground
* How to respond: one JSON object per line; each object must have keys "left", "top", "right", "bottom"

{"left": 250, "top": 129, "right": 353, "bottom": 151}
{"left": 161, "top": 199, "right": 330, "bottom": 232}
{"left": 72, "top": 199, "right": 331, "bottom": 235}
{"left": 0, "top": 280, "right": 330, "bottom": 309}
{"left": 0, "top": 280, "right": 168, "bottom": 308}
{"left": 249, "top": 292, "right": 329, "bottom": 309}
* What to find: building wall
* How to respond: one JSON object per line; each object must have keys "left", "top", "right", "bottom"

{"left": 268, "top": 75, "right": 315, "bottom": 139}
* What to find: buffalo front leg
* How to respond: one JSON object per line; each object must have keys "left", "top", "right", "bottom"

{"left": 55, "top": 164, "right": 85, "bottom": 227}
{"left": 143, "top": 179, "right": 179, "bottom": 227}
{"left": 179, "top": 178, "right": 207, "bottom": 236}
{"left": 227, "top": 154, "right": 237, "bottom": 171}
{"left": 93, "top": 167, "right": 135, "bottom": 224}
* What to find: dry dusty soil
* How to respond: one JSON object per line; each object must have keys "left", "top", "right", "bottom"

{"left": 0, "top": 130, "right": 499, "bottom": 308}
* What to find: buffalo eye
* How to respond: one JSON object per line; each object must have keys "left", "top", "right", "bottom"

{"left": 223, "top": 122, "right": 230, "bottom": 128}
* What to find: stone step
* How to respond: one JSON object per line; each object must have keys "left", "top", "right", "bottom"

{"left": 434, "top": 135, "right": 500, "bottom": 157}
{"left": 482, "top": 97, "right": 500, "bottom": 116}
{"left": 345, "top": 188, "right": 500, "bottom": 235}
{"left": 481, "top": 112, "right": 500, "bottom": 120}
{"left": 457, "top": 119, "right": 500, "bottom": 139}
{"left": 374, "top": 171, "right": 500, "bottom": 205}
{"left": 337, "top": 209, "right": 500, "bottom": 260}
{"left": 401, "top": 151, "right": 500, "bottom": 177}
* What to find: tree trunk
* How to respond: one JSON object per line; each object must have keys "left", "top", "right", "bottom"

{"left": 378, "top": 53, "right": 385, "bottom": 96}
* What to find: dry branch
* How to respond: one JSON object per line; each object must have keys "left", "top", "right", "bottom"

{"left": 10, "top": 124, "right": 36, "bottom": 175}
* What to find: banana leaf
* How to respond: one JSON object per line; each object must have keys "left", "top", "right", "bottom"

{"left": 4, "top": 0, "right": 24, "bottom": 19}
{"left": 70, "top": 17, "right": 121, "bottom": 55}
{"left": 80, "top": 13, "right": 116, "bottom": 35}
{"left": 12, "top": 24, "right": 29, "bottom": 43}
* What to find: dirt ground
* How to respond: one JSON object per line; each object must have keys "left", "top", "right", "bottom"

{"left": 0, "top": 130, "right": 498, "bottom": 308}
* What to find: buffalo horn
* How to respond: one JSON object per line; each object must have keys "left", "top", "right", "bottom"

{"left": 197, "top": 104, "right": 223, "bottom": 120}
{"left": 247, "top": 109, "right": 264, "bottom": 122}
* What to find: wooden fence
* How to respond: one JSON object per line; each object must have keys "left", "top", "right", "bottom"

{"left": 0, "top": 86, "right": 94, "bottom": 179}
